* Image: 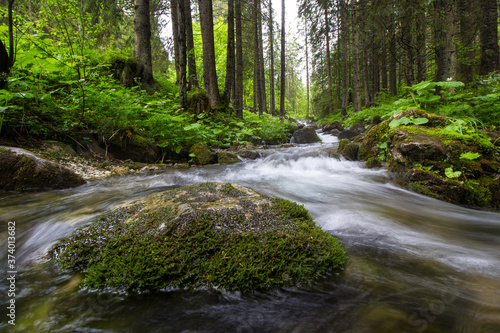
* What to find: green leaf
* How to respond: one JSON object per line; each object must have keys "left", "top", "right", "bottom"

{"left": 460, "top": 152, "right": 481, "bottom": 160}
{"left": 445, "top": 167, "right": 461, "bottom": 179}
{"left": 412, "top": 118, "right": 429, "bottom": 125}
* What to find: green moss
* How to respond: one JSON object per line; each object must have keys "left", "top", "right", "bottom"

{"left": 50, "top": 182, "right": 347, "bottom": 293}
{"left": 365, "top": 157, "right": 382, "bottom": 169}
{"left": 337, "top": 139, "right": 359, "bottom": 161}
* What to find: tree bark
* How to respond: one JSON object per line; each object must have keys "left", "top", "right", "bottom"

{"left": 176, "top": 0, "right": 188, "bottom": 108}
{"left": 416, "top": 6, "right": 427, "bottom": 83}
{"left": 305, "top": 22, "right": 310, "bottom": 119}
{"left": 352, "top": 1, "right": 362, "bottom": 112}
{"left": 389, "top": 18, "right": 398, "bottom": 95}
{"left": 0, "top": 40, "right": 9, "bottom": 89}
{"left": 268, "top": 0, "right": 276, "bottom": 116}
{"left": 479, "top": 0, "right": 499, "bottom": 75}
{"left": 325, "top": 8, "right": 333, "bottom": 100}
{"left": 253, "top": 0, "right": 262, "bottom": 115}
{"left": 199, "top": 0, "right": 220, "bottom": 108}
{"left": 171, "top": 0, "right": 180, "bottom": 83}
{"left": 280, "top": 0, "right": 286, "bottom": 117}
{"left": 134, "top": 0, "right": 155, "bottom": 89}
{"left": 8, "top": 0, "right": 15, "bottom": 67}
{"left": 224, "top": 0, "right": 235, "bottom": 103}
{"left": 340, "top": 0, "right": 348, "bottom": 116}
{"left": 184, "top": 0, "right": 198, "bottom": 89}
{"left": 258, "top": 2, "right": 267, "bottom": 115}
{"left": 433, "top": 0, "right": 457, "bottom": 82}
{"left": 234, "top": 0, "right": 244, "bottom": 118}
{"left": 457, "top": 0, "right": 478, "bottom": 83}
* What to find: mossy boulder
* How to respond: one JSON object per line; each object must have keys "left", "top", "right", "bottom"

{"left": 107, "top": 133, "right": 160, "bottom": 163}
{"left": 337, "top": 139, "right": 359, "bottom": 161}
{"left": 0, "top": 147, "right": 86, "bottom": 191}
{"left": 358, "top": 110, "right": 500, "bottom": 208}
{"left": 50, "top": 182, "right": 347, "bottom": 292}
{"left": 290, "top": 126, "right": 321, "bottom": 144}
{"left": 322, "top": 121, "right": 344, "bottom": 133}
{"left": 189, "top": 142, "right": 214, "bottom": 165}
{"left": 217, "top": 151, "right": 240, "bottom": 164}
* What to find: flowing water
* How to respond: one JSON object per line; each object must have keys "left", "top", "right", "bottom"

{"left": 1, "top": 133, "right": 500, "bottom": 332}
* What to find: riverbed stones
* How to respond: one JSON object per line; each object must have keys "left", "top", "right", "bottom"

{"left": 50, "top": 182, "right": 347, "bottom": 292}
{"left": 0, "top": 147, "right": 86, "bottom": 191}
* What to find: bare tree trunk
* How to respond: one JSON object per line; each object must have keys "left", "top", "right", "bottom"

{"left": 457, "top": 0, "right": 478, "bottom": 83}
{"left": 258, "top": 2, "right": 267, "bottom": 115}
{"left": 268, "top": 0, "right": 276, "bottom": 116}
{"left": 340, "top": 0, "right": 348, "bottom": 116}
{"left": 305, "top": 22, "right": 310, "bottom": 119}
{"left": 433, "top": 0, "right": 457, "bottom": 82}
{"left": 8, "top": 0, "right": 15, "bottom": 67}
{"left": 224, "top": 0, "right": 235, "bottom": 103}
{"left": 253, "top": 0, "right": 261, "bottom": 115}
{"left": 134, "top": 0, "right": 155, "bottom": 89}
{"left": 325, "top": 8, "right": 333, "bottom": 100}
{"left": 479, "top": 0, "right": 499, "bottom": 75}
{"left": 234, "top": 0, "right": 244, "bottom": 118}
{"left": 185, "top": 0, "right": 198, "bottom": 89}
{"left": 352, "top": 1, "right": 362, "bottom": 112}
{"left": 199, "top": 0, "right": 220, "bottom": 108}
{"left": 416, "top": 7, "right": 427, "bottom": 82}
{"left": 389, "top": 18, "right": 398, "bottom": 95}
{"left": 171, "top": 0, "right": 180, "bottom": 83}
{"left": 279, "top": 0, "right": 286, "bottom": 117}
{"left": 176, "top": 0, "right": 188, "bottom": 108}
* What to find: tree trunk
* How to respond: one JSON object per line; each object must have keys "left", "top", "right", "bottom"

{"left": 253, "top": 0, "right": 261, "bottom": 115}
{"left": 416, "top": 7, "right": 427, "bottom": 82}
{"left": 8, "top": 0, "right": 15, "bottom": 67}
{"left": 457, "top": 0, "right": 478, "bottom": 83}
{"left": 352, "top": 1, "right": 362, "bottom": 112}
{"left": 433, "top": 0, "right": 457, "bottom": 82}
{"left": 280, "top": 0, "right": 286, "bottom": 117}
{"left": 305, "top": 22, "right": 310, "bottom": 119}
{"left": 0, "top": 40, "right": 9, "bottom": 89}
{"left": 134, "top": 0, "right": 155, "bottom": 89}
{"left": 479, "top": 0, "right": 499, "bottom": 75}
{"left": 224, "top": 0, "right": 235, "bottom": 103}
{"left": 325, "top": 8, "right": 333, "bottom": 100}
{"left": 388, "top": 18, "right": 398, "bottom": 95}
{"left": 234, "top": 0, "right": 244, "bottom": 119}
{"left": 185, "top": 0, "right": 198, "bottom": 89}
{"left": 340, "top": 0, "right": 348, "bottom": 116}
{"left": 199, "top": 0, "right": 220, "bottom": 108}
{"left": 258, "top": 3, "right": 267, "bottom": 115}
{"left": 268, "top": 0, "right": 276, "bottom": 116}
{"left": 176, "top": 0, "right": 188, "bottom": 109}
{"left": 171, "top": 0, "right": 180, "bottom": 83}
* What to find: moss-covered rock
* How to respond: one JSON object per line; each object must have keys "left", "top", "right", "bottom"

{"left": 50, "top": 182, "right": 347, "bottom": 292}
{"left": 358, "top": 110, "right": 500, "bottom": 208}
{"left": 290, "top": 126, "right": 321, "bottom": 144}
{"left": 189, "top": 142, "right": 213, "bottom": 165}
{"left": 365, "top": 157, "right": 382, "bottom": 169}
{"left": 337, "top": 139, "right": 359, "bottom": 161}
{"left": 217, "top": 151, "right": 240, "bottom": 164}
{"left": 0, "top": 147, "right": 86, "bottom": 191}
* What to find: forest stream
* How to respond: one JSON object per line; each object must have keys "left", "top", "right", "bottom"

{"left": 1, "top": 132, "right": 500, "bottom": 333}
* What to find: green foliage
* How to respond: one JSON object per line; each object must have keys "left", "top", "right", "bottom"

{"left": 389, "top": 116, "right": 429, "bottom": 129}
{"left": 460, "top": 152, "right": 481, "bottom": 160}
{"left": 445, "top": 167, "right": 462, "bottom": 179}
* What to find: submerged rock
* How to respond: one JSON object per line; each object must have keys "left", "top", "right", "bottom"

{"left": 50, "top": 182, "right": 347, "bottom": 292}
{"left": 290, "top": 126, "right": 321, "bottom": 144}
{"left": 0, "top": 147, "right": 86, "bottom": 191}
